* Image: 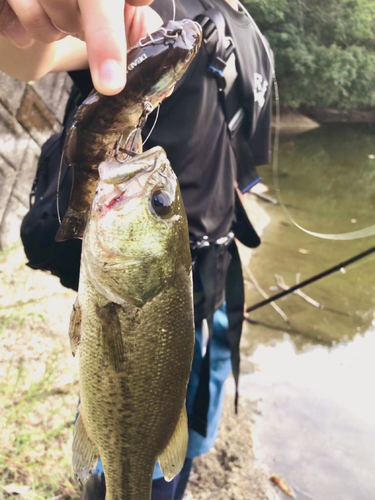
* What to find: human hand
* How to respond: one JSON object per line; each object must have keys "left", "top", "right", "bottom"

{"left": 0, "top": 0, "right": 162, "bottom": 95}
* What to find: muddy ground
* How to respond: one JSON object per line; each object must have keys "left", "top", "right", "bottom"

{"left": 0, "top": 238, "right": 279, "bottom": 500}
{"left": 186, "top": 397, "right": 279, "bottom": 500}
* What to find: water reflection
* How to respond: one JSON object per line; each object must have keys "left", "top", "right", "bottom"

{"left": 276, "top": 125, "right": 375, "bottom": 235}
{"left": 244, "top": 125, "right": 375, "bottom": 349}
{"left": 240, "top": 325, "right": 375, "bottom": 500}
{"left": 241, "top": 124, "right": 375, "bottom": 500}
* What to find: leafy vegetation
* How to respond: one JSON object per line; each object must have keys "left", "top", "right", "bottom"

{"left": 244, "top": 0, "right": 375, "bottom": 109}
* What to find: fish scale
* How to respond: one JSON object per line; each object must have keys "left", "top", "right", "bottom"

{"left": 70, "top": 147, "right": 195, "bottom": 499}
{"left": 78, "top": 267, "right": 193, "bottom": 499}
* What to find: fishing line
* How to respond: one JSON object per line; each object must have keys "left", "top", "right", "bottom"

{"left": 238, "top": 1, "right": 375, "bottom": 241}
{"left": 273, "top": 120, "right": 375, "bottom": 240}
{"left": 56, "top": 151, "right": 65, "bottom": 225}
{"left": 171, "top": 0, "right": 176, "bottom": 21}
{"left": 271, "top": 73, "right": 375, "bottom": 241}
{"left": 233, "top": 3, "right": 375, "bottom": 316}
{"left": 142, "top": 105, "right": 160, "bottom": 149}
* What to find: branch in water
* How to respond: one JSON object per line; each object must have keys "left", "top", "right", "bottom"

{"left": 244, "top": 270, "right": 289, "bottom": 322}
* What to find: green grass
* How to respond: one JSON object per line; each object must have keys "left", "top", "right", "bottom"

{"left": 0, "top": 314, "right": 26, "bottom": 336}
{"left": 0, "top": 353, "right": 80, "bottom": 500}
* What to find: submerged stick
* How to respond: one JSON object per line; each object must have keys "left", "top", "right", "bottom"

{"left": 274, "top": 274, "right": 322, "bottom": 308}
{"left": 246, "top": 246, "right": 375, "bottom": 314}
{"left": 245, "top": 271, "right": 289, "bottom": 322}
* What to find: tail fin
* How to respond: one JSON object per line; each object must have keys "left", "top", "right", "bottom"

{"left": 55, "top": 209, "right": 88, "bottom": 242}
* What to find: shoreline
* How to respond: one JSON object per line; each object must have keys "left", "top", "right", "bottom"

{"left": 186, "top": 394, "right": 279, "bottom": 500}
{"left": 277, "top": 108, "right": 375, "bottom": 133}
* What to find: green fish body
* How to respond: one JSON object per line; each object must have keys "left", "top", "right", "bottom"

{"left": 70, "top": 147, "right": 194, "bottom": 500}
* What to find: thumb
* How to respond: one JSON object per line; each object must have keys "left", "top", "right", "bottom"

{"left": 79, "top": 0, "right": 127, "bottom": 96}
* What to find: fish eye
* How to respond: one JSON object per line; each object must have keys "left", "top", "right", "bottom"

{"left": 151, "top": 189, "right": 173, "bottom": 217}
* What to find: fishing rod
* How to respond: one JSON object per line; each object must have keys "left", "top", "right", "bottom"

{"left": 246, "top": 246, "right": 375, "bottom": 314}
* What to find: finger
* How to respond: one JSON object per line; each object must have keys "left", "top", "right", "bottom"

{"left": 79, "top": 0, "right": 127, "bottom": 96}
{"left": 7, "top": 0, "right": 63, "bottom": 43}
{"left": 0, "top": 0, "right": 34, "bottom": 46}
{"left": 39, "top": 0, "right": 82, "bottom": 35}
{"left": 126, "top": 1, "right": 154, "bottom": 6}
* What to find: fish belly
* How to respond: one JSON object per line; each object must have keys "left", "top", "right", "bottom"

{"left": 77, "top": 267, "right": 194, "bottom": 500}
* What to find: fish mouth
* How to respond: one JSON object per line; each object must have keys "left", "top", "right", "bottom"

{"left": 96, "top": 147, "right": 168, "bottom": 214}
{"left": 97, "top": 172, "right": 151, "bottom": 216}
{"left": 101, "top": 179, "right": 148, "bottom": 213}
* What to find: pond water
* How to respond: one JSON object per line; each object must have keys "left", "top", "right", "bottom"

{"left": 241, "top": 124, "right": 375, "bottom": 500}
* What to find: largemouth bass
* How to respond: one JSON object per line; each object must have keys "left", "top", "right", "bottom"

{"left": 56, "top": 19, "right": 202, "bottom": 242}
{"left": 70, "top": 146, "right": 194, "bottom": 500}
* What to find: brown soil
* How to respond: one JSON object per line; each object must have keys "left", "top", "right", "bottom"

{"left": 186, "top": 396, "right": 278, "bottom": 500}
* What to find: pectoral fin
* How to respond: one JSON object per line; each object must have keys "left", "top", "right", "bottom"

{"left": 69, "top": 298, "right": 82, "bottom": 356}
{"left": 97, "top": 303, "right": 125, "bottom": 373}
{"left": 158, "top": 406, "right": 189, "bottom": 482}
{"left": 72, "top": 413, "right": 99, "bottom": 484}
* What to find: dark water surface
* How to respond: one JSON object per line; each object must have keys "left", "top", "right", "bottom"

{"left": 242, "top": 125, "right": 375, "bottom": 500}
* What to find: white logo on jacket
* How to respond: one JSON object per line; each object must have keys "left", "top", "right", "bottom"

{"left": 254, "top": 73, "right": 269, "bottom": 108}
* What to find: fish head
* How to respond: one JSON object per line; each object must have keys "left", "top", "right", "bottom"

{"left": 126, "top": 19, "right": 202, "bottom": 106}
{"left": 82, "top": 147, "right": 191, "bottom": 306}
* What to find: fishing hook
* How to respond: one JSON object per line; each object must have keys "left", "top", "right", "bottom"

{"left": 114, "top": 101, "right": 154, "bottom": 163}
{"left": 139, "top": 27, "right": 184, "bottom": 48}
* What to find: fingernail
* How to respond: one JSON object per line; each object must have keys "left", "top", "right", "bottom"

{"left": 98, "top": 59, "right": 126, "bottom": 95}
{"left": 2, "top": 18, "right": 34, "bottom": 48}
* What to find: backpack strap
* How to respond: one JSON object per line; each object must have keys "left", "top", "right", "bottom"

{"left": 199, "top": 10, "right": 234, "bottom": 92}
{"left": 197, "top": 8, "right": 262, "bottom": 189}
{"left": 197, "top": 10, "right": 237, "bottom": 117}
{"left": 196, "top": 9, "right": 261, "bottom": 244}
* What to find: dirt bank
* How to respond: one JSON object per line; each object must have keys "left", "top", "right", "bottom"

{"left": 273, "top": 110, "right": 320, "bottom": 135}
{"left": 186, "top": 395, "right": 279, "bottom": 500}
